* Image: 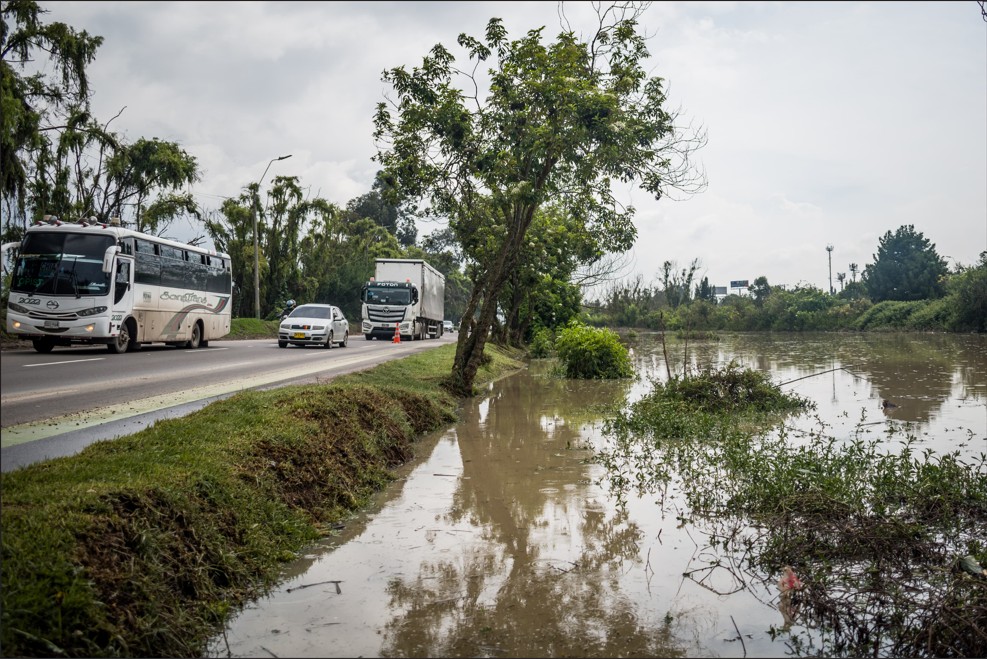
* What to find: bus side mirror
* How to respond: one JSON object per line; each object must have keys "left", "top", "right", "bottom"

{"left": 102, "top": 245, "right": 121, "bottom": 273}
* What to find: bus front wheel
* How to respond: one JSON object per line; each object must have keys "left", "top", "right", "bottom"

{"left": 107, "top": 327, "right": 130, "bottom": 354}
{"left": 32, "top": 338, "right": 55, "bottom": 353}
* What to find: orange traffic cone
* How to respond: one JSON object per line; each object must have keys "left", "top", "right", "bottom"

{"left": 392, "top": 323, "right": 401, "bottom": 343}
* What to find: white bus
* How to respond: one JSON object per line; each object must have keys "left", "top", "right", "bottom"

{"left": 5, "top": 217, "right": 232, "bottom": 354}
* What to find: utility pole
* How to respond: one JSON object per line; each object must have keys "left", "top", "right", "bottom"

{"left": 826, "top": 244, "right": 834, "bottom": 294}
{"left": 252, "top": 154, "right": 292, "bottom": 319}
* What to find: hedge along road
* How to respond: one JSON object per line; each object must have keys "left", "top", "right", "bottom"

{"left": 0, "top": 334, "right": 455, "bottom": 472}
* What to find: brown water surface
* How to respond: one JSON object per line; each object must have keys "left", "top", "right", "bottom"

{"left": 207, "top": 332, "right": 985, "bottom": 658}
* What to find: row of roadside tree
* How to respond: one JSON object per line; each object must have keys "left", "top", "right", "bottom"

{"left": 581, "top": 232, "right": 986, "bottom": 334}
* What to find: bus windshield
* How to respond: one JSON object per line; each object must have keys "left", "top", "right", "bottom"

{"left": 11, "top": 232, "right": 114, "bottom": 297}
{"left": 364, "top": 285, "right": 412, "bottom": 305}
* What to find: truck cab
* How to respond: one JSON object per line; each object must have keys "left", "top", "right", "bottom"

{"left": 360, "top": 259, "right": 444, "bottom": 341}
{"left": 360, "top": 280, "right": 418, "bottom": 340}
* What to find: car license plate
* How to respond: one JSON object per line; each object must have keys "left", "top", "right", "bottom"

{"left": 44, "top": 320, "right": 59, "bottom": 329}
{"left": 293, "top": 332, "right": 306, "bottom": 339}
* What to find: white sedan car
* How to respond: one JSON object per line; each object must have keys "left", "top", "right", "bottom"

{"left": 278, "top": 304, "right": 349, "bottom": 349}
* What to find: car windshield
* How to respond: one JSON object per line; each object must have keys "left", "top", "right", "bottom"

{"left": 290, "top": 305, "right": 332, "bottom": 320}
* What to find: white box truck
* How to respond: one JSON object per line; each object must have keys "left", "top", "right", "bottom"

{"left": 360, "top": 259, "right": 445, "bottom": 341}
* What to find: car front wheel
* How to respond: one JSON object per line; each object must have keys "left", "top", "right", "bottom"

{"left": 325, "top": 330, "right": 334, "bottom": 349}
{"left": 339, "top": 331, "right": 348, "bottom": 348}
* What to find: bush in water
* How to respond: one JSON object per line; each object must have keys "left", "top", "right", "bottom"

{"left": 554, "top": 321, "right": 632, "bottom": 380}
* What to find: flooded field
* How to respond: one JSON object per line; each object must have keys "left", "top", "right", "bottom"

{"left": 207, "top": 332, "right": 986, "bottom": 658}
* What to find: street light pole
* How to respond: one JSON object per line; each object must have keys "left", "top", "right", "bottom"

{"left": 252, "top": 154, "right": 292, "bottom": 319}
{"left": 826, "top": 244, "right": 834, "bottom": 295}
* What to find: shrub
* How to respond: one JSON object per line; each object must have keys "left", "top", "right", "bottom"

{"left": 905, "top": 298, "right": 951, "bottom": 331}
{"left": 554, "top": 322, "right": 633, "bottom": 379}
{"left": 659, "top": 361, "right": 813, "bottom": 415}
{"left": 853, "top": 300, "right": 923, "bottom": 330}
{"left": 945, "top": 253, "right": 987, "bottom": 332}
{"left": 528, "top": 326, "right": 555, "bottom": 358}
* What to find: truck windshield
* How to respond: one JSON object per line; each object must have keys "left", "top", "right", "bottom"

{"left": 11, "top": 232, "right": 114, "bottom": 297}
{"left": 364, "top": 286, "right": 412, "bottom": 305}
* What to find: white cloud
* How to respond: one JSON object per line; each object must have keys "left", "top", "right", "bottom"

{"left": 39, "top": 0, "right": 987, "bottom": 290}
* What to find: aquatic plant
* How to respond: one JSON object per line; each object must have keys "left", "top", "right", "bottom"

{"left": 596, "top": 364, "right": 987, "bottom": 658}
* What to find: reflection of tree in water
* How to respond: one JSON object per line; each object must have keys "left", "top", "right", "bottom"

{"left": 835, "top": 334, "right": 966, "bottom": 423}
{"left": 632, "top": 333, "right": 985, "bottom": 425}
{"left": 381, "top": 552, "right": 683, "bottom": 658}
{"left": 379, "top": 369, "right": 686, "bottom": 658}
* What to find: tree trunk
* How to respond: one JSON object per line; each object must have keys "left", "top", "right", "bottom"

{"left": 447, "top": 204, "right": 535, "bottom": 396}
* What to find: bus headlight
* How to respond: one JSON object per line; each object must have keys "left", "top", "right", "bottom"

{"left": 11, "top": 320, "right": 21, "bottom": 329}
{"left": 84, "top": 324, "right": 95, "bottom": 332}
{"left": 77, "top": 306, "right": 107, "bottom": 317}
{"left": 8, "top": 302, "right": 30, "bottom": 314}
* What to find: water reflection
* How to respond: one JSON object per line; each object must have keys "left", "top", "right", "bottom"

{"left": 378, "top": 373, "right": 681, "bottom": 658}
{"left": 208, "top": 333, "right": 985, "bottom": 658}
{"left": 628, "top": 332, "right": 985, "bottom": 458}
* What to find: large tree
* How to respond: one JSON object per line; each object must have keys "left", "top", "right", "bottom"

{"left": 863, "top": 224, "right": 949, "bottom": 302}
{"left": 374, "top": 3, "right": 704, "bottom": 395}
{"left": 3, "top": 4, "right": 200, "bottom": 241}
{"left": 345, "top": 172, "right": 418, "bottom": 247}
{"left": 1, "top": 0, "right": 102, "bottom": 231}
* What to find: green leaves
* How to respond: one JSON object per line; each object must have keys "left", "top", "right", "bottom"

{"left": 863, "top": 224, "right": 949, "bottom": 302}
{"left": 2, "top": 0, "right": 103, "bottom": 212}
{"left": 554, "top": 321, "right": 633, "bottom": 379}
{"left": 375, "top": 4, "right": 704, "bottom": 391}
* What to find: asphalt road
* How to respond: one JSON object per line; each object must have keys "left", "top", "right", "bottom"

{"left": 1, "top": 333, "right": 455, "bottom": 472}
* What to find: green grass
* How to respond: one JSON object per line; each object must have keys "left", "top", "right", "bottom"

{"left": 0, "top": 343, "right": 524, "bottom": 657}
{"left": 226, "top": 317, "right": 280, "bottom": 339}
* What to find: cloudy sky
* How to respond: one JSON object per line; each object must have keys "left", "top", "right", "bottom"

{"left": 45, "top": 1, "right": 987, "bottom": 293}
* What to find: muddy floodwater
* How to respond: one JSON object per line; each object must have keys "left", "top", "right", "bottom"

{"left": 207, "top": 332, "right": 986, "bottom": 658}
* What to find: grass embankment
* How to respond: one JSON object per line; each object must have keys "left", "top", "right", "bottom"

{"left": 224, "top": 317, "right": 280, "bottom": 340}
{"left": 0, "top": 343, "right": 524, "bottom": 657}
{"left": 598, "top": 363, "right": 987, "bottom": 658}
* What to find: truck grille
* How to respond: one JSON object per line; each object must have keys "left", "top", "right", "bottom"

{"left": 367, "top": 306, "right": 407, "bottom": 323}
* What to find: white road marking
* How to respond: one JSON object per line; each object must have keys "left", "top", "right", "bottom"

{"left": 0, "top": 344, "right": 432, "bottom": 447}
{"left": 23, "top": 358, "right": 105, "bottom": 367}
